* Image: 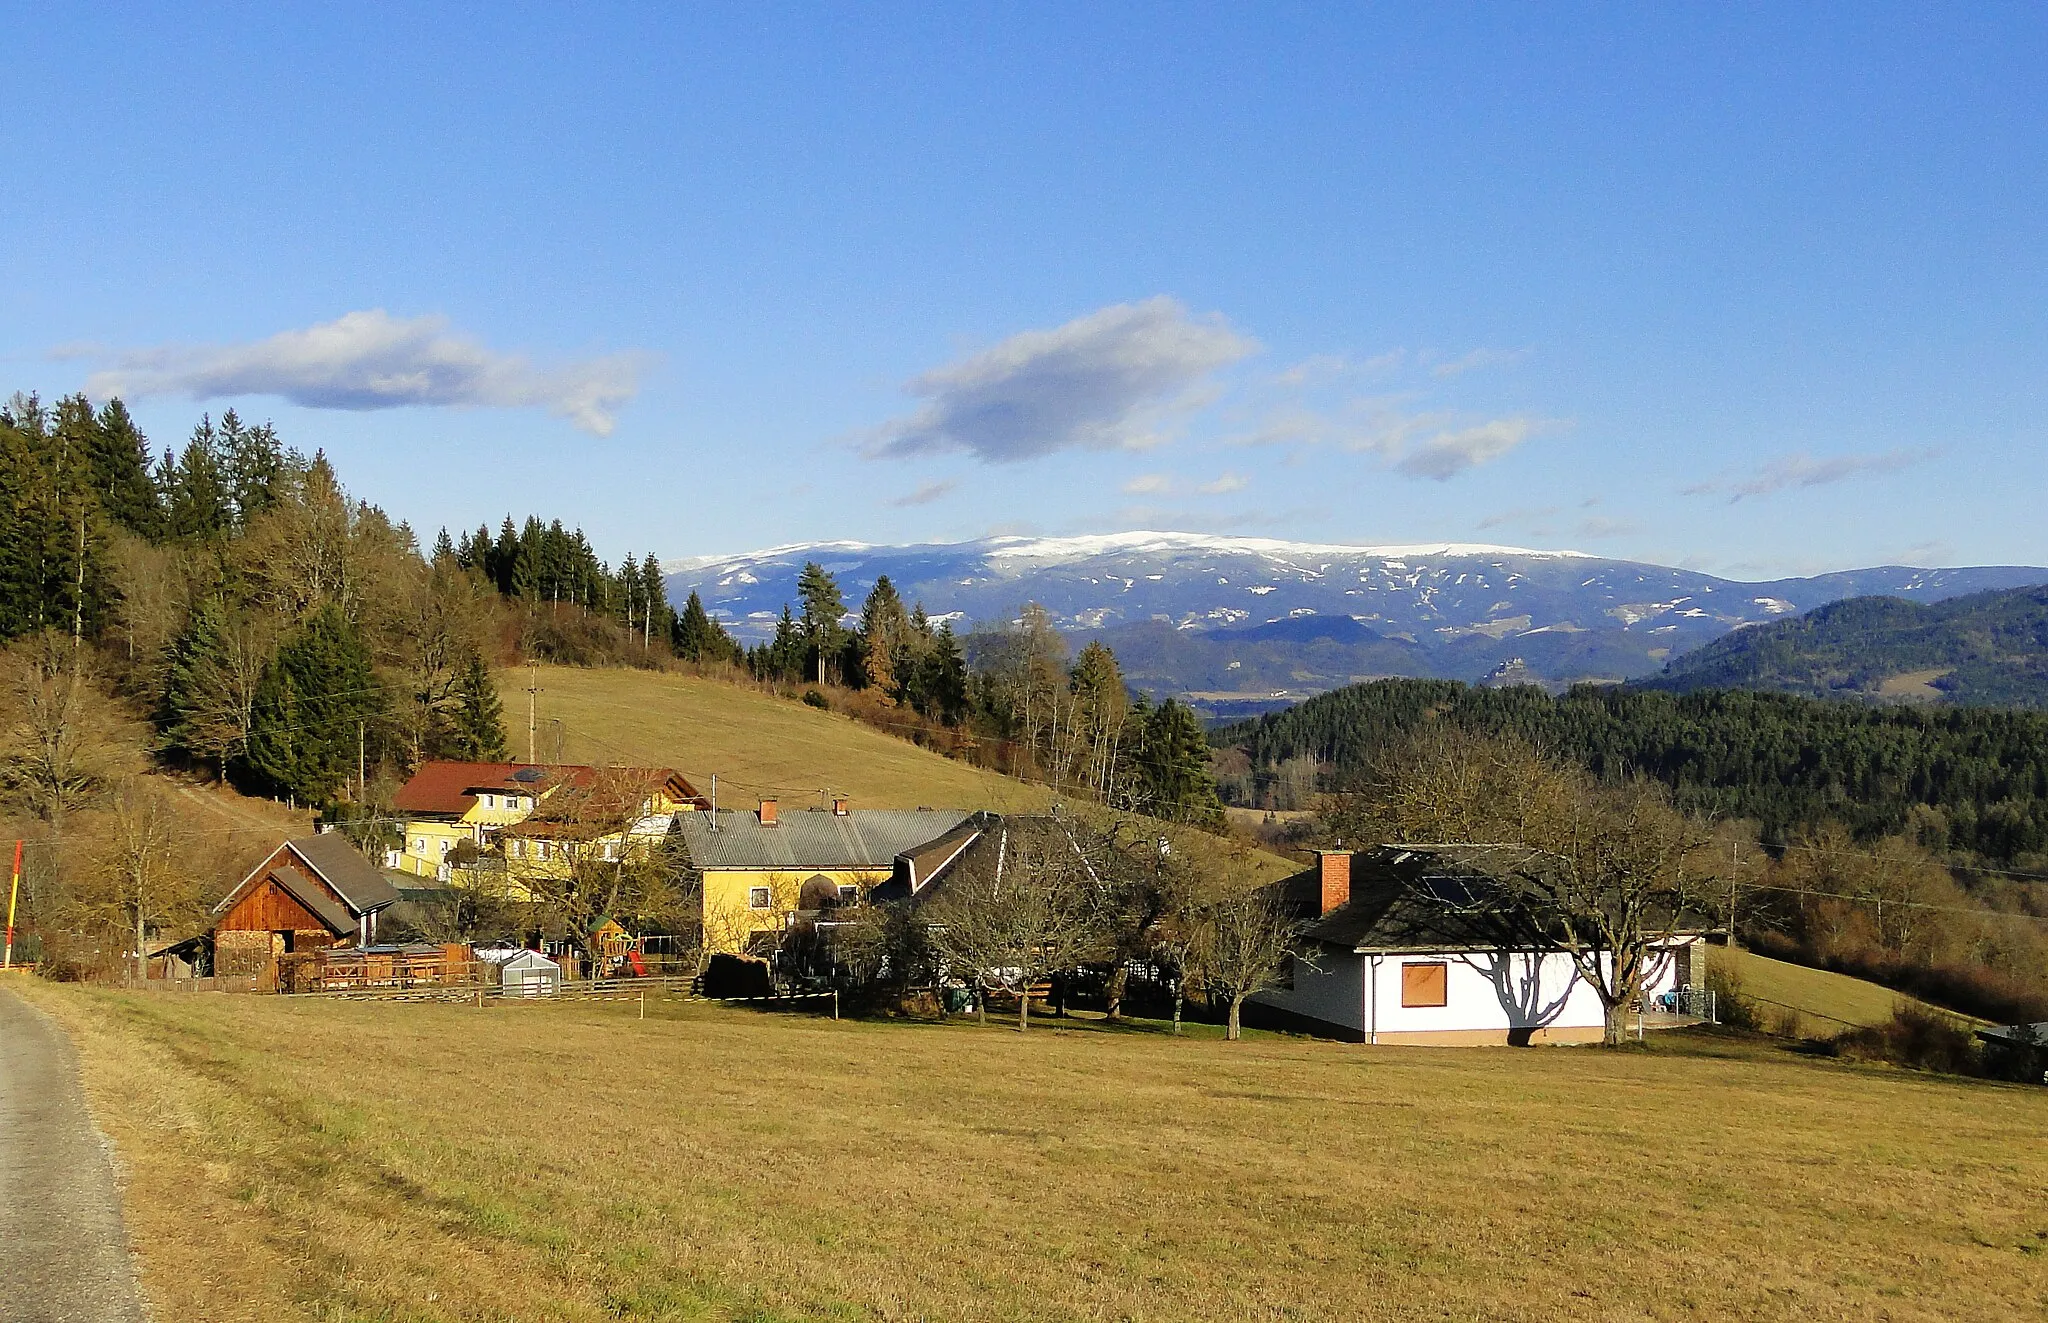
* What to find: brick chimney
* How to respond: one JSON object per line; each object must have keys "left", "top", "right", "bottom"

{"left": 758, "top": 798, "right": 778, "bottom": 826}
{"left": 832, "top": 796, "right": 850, "bottom": 817}
{"left": 1314, "top": 850, "right": 1353, "bottom": 915}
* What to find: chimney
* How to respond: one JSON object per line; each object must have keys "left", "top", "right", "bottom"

{"left": 758, "top": 798, "right": 778, "bottom": 826}
{"left": 1315, "top": 850, "right": 1353, "bottom": 915}
{"left": 832, "top": 796, "right": 850, "bottom": 817}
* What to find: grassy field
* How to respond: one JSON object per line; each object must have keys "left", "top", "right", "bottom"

{"left": 1718, "top": 946, "right": 1967, "bottom": 1036}
{"left": 501, "top": 665, "right": 1050, "bottom": 814}
{"left": 28, "top": 982, "right": 2048, "bottom": 1322}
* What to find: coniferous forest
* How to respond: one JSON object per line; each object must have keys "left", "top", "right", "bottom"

{"left": 1215, "top": 678, "right": 2048, "bottom": 865}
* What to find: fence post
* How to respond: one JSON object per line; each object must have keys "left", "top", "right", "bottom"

{"left": 639, "top": 989, "right": 646, "bottom": 1021}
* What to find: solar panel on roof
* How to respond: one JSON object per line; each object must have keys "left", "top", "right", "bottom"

{"left": 1422, "top": 875, "right": 1486, "bottom": 906}
{"left": 512, "top": 767, "right": 545, "bottom": 782}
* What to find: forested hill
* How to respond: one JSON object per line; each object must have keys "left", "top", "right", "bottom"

{"left": 1639, "top": 584, "right": 2048, "bottom": 707}
{"left": 1211, "top": 679, "right": 2048, "bottom": 864}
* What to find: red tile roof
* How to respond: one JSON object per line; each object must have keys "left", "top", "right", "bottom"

{"left": 391, "top": 761, "right": 594, "bottom": 814}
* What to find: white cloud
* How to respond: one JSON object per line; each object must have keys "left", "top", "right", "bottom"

{"left": 1394, "top": 418, "right": 1535, "bottom": 479}
{"left": 1575, "top": 514, "right": 1642, "bottom": 539}
{"left": 1122, "top": 472, "right": 1175, "bottom": 495}
{"left": 1430, "top": 346, "right": 1531, "bottom": 379}
{"left": 1476, "top": 503, "right": 1561, "bottom": 531}
{"left": 83, "top": 309, "right": 652, "bottom": 435}
{"left": 1274, "top": 349, "right": 1404, "bottom": 387}
{"left": 1684, "top": 448, "right": 1935, "bottom": 502}
{"left": 867, "top": 296, "right": 1256, "bottom": 463}
{"left": 888, "top": 479, "right": 959, "bottom": 508}
{"left": 1198, "top": 472, "right": 1249, "bottom": 495}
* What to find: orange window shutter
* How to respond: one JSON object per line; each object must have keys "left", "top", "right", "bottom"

{"left": 1402, "top": 962, "right": 1448, "bottom": 1008}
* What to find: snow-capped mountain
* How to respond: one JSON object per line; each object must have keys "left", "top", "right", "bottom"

{"left": 664, "top": 531, "right": 2048, "bottom": 705}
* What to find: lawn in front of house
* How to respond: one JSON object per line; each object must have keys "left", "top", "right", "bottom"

{"left": 29, "top": 982, "right": 2048, "bottom": 1322}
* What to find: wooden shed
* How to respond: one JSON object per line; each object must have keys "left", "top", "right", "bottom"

{"left": 212, "top": 835, "right": 401, "bottom": 987}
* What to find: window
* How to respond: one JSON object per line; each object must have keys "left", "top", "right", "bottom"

{"left": 1400, "top": 961, "right": 1448, "bottom": 1008}
{"left": 837, "top": 885, "right": 858, "bottom": 904}
{"left": 748, "top": 886, "right": 772, "bottom": 910}
{"left": 482, "top": 794, "right": 495, "bottom": 808}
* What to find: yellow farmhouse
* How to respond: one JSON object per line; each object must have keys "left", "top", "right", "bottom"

{"left": 675, "top": 799, "right": 978, "bottom": 954}
{"left": 389, "top": 761, "right": 705, "bottom": 896}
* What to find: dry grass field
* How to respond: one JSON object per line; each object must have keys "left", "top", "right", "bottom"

{"left": 501, "top": 665, "right": 1050, "bottom": 814}
{"left": 28, "top": 981, "right": 2048, "bottom": 1323}
{"left": 1719, "top": 946, "right": 1969, "bottom": 1035}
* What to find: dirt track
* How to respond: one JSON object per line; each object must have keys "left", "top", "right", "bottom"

{"left": 0, "top": 985, "right": 146, "bottom": 1323}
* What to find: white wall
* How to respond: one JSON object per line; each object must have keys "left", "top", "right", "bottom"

{"left": 1252, "top": 941, "right": 1694, "bottom": 1040}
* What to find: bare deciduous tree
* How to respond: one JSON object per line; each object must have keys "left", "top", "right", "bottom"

{"left": 0, "top": 632, "right": 126, "bottom": 822}
{"left": 1196, "top": 883, "right": 1303, "bottom": 1040}
{"left": 926, "top": 817, "right": 1107, "bottom": 1031}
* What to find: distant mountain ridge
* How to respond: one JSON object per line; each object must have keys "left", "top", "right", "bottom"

{"left": 1642, "top": 585, "right": 2048, "bottom": 708}
{"left": 664, "top": 531, "right": 2048, "bottom": 708}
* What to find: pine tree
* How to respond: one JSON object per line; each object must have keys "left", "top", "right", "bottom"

{"left": 1138, "top": 697, "right": 1225, "bottom": 827}
{"left": 489, "top": 517, "right": 520, "bottom": 593}
{"left": 165, "top": 417, "right": 232, "bottom": 540}
{"left": 448, "top": 651, "right": 509, "bottom": 760}
{"left": 220, "top": 409, "right": 294, "bottom": 525}
{"left": 796, "top": 562, "right": 846, "bottom": 686}
{"left": 158, "top": 598, "right": 251, "bottom": 775}
{"left": 857, "top": 575, "right": 911, "bottom": 694}
{"left": 431, "top": 527, "right": 457, "bottom": 564}
{"left": 87, "top": 397, "right": 163, "bottom": 539}
{"left": 242, "top": 604, "right": 380, "bottom": 805}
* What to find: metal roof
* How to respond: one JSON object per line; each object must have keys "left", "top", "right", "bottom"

{"left": 288, "top": 834, "right": 402, "bottom": 913}
{"left": 264, "top": 865, "right": 358, "bottom": 936}
{"left": 676, "top": 808, "right": 974, "bottom": 871}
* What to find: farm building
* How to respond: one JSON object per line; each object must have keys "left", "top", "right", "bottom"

{"left": 675, "top": 800, "right": 976, "bottom": 954}
{"left": 1247, "top": 847, "right": 1707, "bottom": 1045}
{"left": 210, "top": 835, "right": 401, "bottom": 985}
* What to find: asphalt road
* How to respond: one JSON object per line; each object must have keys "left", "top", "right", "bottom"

{"left": 0, "top": 985, "right": 146, "bottom": 1323}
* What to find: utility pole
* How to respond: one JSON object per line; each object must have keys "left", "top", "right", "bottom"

{"left": 1728, "top": 838, "right": 1742, "bottom": 952}
{"left": 526, "top": 664, "right": 541, "bottom": 763}
{"left": 358, "top": 722, "right": 367, "bottom": 801}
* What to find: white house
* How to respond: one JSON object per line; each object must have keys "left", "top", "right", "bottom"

{"left": 1248, "top": 847, "right": 1707, "bottom": 1046}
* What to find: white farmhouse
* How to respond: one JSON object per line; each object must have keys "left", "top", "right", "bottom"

{"left": 1248, "top": 847, "right": 1707, "bottom": 1045}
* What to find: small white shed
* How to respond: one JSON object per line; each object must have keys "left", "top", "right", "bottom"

{"left": 499, "top": 949, "right": 562, "bottom": 997}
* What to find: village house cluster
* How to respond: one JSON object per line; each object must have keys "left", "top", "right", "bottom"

{"left": 161, "top": 758, "right": 1713, "bottom": 1045}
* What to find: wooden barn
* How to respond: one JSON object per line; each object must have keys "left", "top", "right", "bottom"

{"left": 211, "top": 835, "right": 401, "bottom": 986}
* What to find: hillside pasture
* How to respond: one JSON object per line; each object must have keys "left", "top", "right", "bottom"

{"left": 500, "top": 664, "right": 1049, "bottom": 813}
{"left": 28, "top": 982, "right": 2048, "bottom": 1323}
{"left": 1721, "top": 946, "right": 1977, "bottom": 1036}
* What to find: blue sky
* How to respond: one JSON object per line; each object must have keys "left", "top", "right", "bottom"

{"left": 5, "top": 4, "right": 2046, "bottom": 578}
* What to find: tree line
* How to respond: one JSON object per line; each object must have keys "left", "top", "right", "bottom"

{"left": 1217, "top": 677, "right": 2048, "bottom": 866}
{"left": 741, "top": 563, "right": 1225, "bottom": 826}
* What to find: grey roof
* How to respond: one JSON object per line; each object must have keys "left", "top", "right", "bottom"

{"left": 267, "top": 865, "right": 359, "bottom": 936}
{"left": 1281, "top": 844, "right": 1712, "bottom": 954}
{"left": 288, "top": 835, "right": 401, "bottom": 914}
{"left": 677, "top": 808, "right": 974, "bottom": 871}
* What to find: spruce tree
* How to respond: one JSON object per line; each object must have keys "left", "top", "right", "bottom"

{"left": 1139, "top": 698, "right": 1225, "bottom": 827}
{"left": 87, "top": 397, "right": 163, "bottom": 539}
{"left": 673, "top": 590, "right": 736, "bottom": 664}
{"left": 242, "top": 604, "right": 380, "bottom": 804}
{"left": 796, "top": 562, "right": 846, "bottom": 685}
{"left": 159, "top": 597, "right": 238, "bottom": 773}
{"left": 448, "top": 651, "right": 509, "bottom": 760}
{"left": 165, "top": 417, "right": 232, "bottom": 540}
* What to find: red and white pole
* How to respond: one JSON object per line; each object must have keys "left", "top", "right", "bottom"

{"left": 3, "top": 839, "right": 21, "bottom": 969}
